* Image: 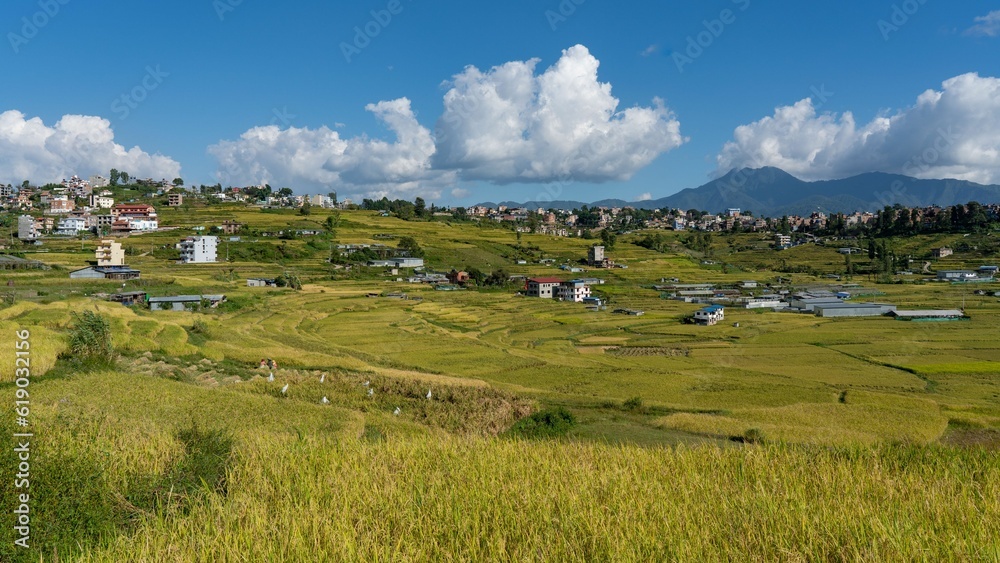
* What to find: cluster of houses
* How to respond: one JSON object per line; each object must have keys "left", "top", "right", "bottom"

{"left": 67, "top": 235, "right": 220, "bottom": 281}
{"left": 16, "top": 202, "right": 159, "bottom": 241}
{"left": 663, "top": 281, "right": 974, "bottom": 324}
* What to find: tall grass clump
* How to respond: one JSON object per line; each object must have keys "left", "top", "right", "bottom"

{"left": 65, "top": 311, "right": 117, "bottom": 370}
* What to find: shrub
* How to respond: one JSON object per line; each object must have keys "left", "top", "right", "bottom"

{"left": 507, "top": 407, "right": 576, "bottom": 439}
{"left": 623, "top": 396, "right": 644, "bottom": 411}
{"left": 66, "top": 311, "right": 116, "bottom": 370}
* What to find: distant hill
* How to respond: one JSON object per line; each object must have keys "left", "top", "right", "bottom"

{"left": 478, "top": 168, "right": 1000, "bottom": 216}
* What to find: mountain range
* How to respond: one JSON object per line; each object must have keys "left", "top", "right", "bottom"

{"left": 477, "top": 168, "right": 1000, "bottom": 217}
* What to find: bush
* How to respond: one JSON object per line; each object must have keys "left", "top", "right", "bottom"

{"left": 66, "top": 311, "right": 116, "bottom": 370}
{"left": 623, "top": 396, "right": 644, "bottom": 411}
{"left": 507, "top": 407, "right": 576, "bottom": 439}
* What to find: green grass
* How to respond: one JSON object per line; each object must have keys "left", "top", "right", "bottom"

{"left": 3, "top": 206, "right": 1000, "bottom": 559}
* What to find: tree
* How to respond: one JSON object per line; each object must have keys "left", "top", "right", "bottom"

{"left": 173, "top": 177, "right": 184, "bottom": 186}
{"left": 300, "top": 201, "right": 312, "bottom": 215}
{"left": 277, "top": 187, "right": 294, "bottom": 197}
{"left": 414, "top": 197, "right": 427, "bottom": 218}
{"left": 109, "top": 169, "right": 120, "bottom": 186}
{"left": 328, "top": 191, "right": 338, "bottom": 205}
{"left": 600, "top": 228, "right": 617, "bottom": 250}
{"left": 119, "top": 171, "right": 130, "bottom": 185}
{"left": 397, "top": 236, "right": 424, "bottom": 258}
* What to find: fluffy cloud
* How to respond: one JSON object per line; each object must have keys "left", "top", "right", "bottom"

{"left": 0, "top": 110, "right": 180, "bottom": 183}
{"left": 965, "top": 10, "right": 1000, "bottom": 37}
{"left": 716, "top": 73, "right": 1000, "bottom": 184}
{"left": 434, "top": 45, "right": 685, "bottom": 184}
{"left": 210, "top": 45, "right": 685, "bottom": 198}
{"left": 634, "top": 192, "right": 653, "bottom": 201}
{"left": 208, "top": 98, "right": 449, "bottom": 199}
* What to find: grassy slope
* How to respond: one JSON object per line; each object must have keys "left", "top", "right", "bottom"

{"left": 2, "top": 206, "right": 1000, "bottom": 559}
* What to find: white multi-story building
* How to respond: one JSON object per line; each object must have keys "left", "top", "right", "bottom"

{"left": 55, "top": 217, "right": 89, "bottom": 235}
{"left": 526, "top": 277, "right": 563, "bottom": 299}
{"left": 89, "top": 175, "right": 109, "bottom": 189}
{"left": 90, "top": 194, "right": 114, "bottom": 209}
{"left": 127, "top": 218, "right": 159, "bottom": 231}
{"left": 96, "top": 239, "right": 126, "bottom": 266}
{"left": 557, "top": 280, "right": 592, "bottom": 302}
{"left": 178, "top": 236, "right": 218, "bottom": 263}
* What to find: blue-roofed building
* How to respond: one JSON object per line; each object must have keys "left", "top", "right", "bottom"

{"left": 694, "top": 305, "right": 725, "bottom": 326}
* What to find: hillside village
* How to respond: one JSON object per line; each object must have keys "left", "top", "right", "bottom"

{"left": 3, "top": 172, "right": 997, "bottom": 328}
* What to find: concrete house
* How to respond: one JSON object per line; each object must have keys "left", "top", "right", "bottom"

{"left": 178, "top": 236, "right": 218, "bottom": 263}
{"left": 694, "top": 305, "right": 725, "bottom": 325}
{"left": 17, "top": 215, "right": 39, "bottom": 241}
{"left": 526, "top": 277, "right": 563, "bottom": 298}
{"left": 557, "top": 280, "right": 592, "bottom": 302}
{"left": 96, "top": 240, "right": 126, "bottom": 266}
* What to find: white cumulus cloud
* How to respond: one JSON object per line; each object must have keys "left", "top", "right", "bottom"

{"left": 208, "top": 98, "right": 451, "bottom": 199}
{"left": 634, "top": 192, "right": 653, "bottom": 201}
{"left": 715, "top": 73, "right": 1000, "bottom": 184}
{"left": 434, "top": 44, "right": 685, "bottom": 184}
{"left": 965, "top": 10, "right": 1000, "bottom": 37}
{"left": 209, "top": 45, "right": 685, "bottom": 198}
{"left": 0, "top": 110, "right": 181, "bottom": 183}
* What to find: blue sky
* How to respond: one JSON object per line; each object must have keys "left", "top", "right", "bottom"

{"left": 2, "top": 0, "right": 999, "bottom": 205}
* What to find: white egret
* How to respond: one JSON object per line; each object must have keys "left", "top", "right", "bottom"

{"left": 281, "top": 384, "right": 289, "bottom": 394}
{"left": 267, "top": 372, "right": 274, "bottom": 382}
{"left": 367, "top": 388, "right": 374, "bottom": 397}
{"left": 393, "top": 407, "right": 401, "bottom": 416}
{"left": 320, "top": 373, "right": 326, "bottom": 383}
{"left": 321, "top": 396, "right": 330, "bottom": 404}
{"left": 426, "top": 389, "right": 432, "bottom": 400}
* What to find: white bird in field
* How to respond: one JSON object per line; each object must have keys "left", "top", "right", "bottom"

{"left": 321, "top": 396, "right": 330, "bottom": 404}
{"left": 426, "top": 389, "right": 432, "bottom": 400}
{"left": 363, "top": 380, "right": 370, "bottom": 387}
{"left": 320, "top": 373, "right": 326, "bottom": 383}
{"left": 393, "top": 407, "right": 401, "bottom": 416}
{"left": 281, "top": 384, "right": 289, "bottom": 394}
{"left": 367, "top": 388, "right": 374, "bottom": 397}
{"left": 267, "top": 372, "right": 274, "bottom": 382}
